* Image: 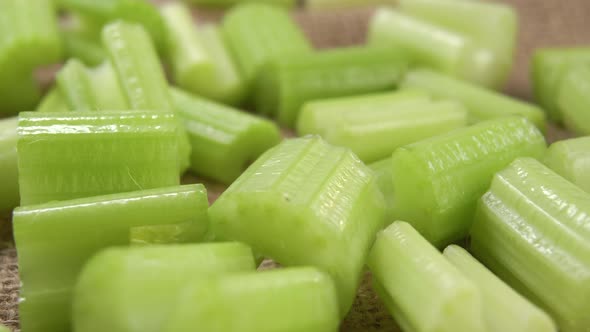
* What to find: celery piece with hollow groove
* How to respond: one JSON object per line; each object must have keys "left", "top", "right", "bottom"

{"left": 256, "top": 46, "right": 408, "bottom": 127}
{"left": 297, "top": 91, "right": 468, "bottom": 163}
{"left": 443, "top": 245, "right": 556, "bottom": 332}
{"left": 531, "top": 47, "right": 590, "bottom": 122}
{"left": 73, "top": 242, "right": 254, "bottom": 332}
{"left": 557, "top": 65, "right": 590, "bottom": 135}
{"left": 171, "top": 88, "right": 281, "bottom": 184}
{"left": 183, "top": 0, "right": 296, "bottom": 8}
{"left": 401, "top": 69, "right": 546, "bottom": 130}
{"left": 36, "top": 88, "right": 70, "bottom": 113}
{"left": 0, "top": 118, "right": 19, "bottom": 213}
{"left": 222, "top": 3, "right": 312, "bottom": 91}
{"left": 163, "top": 267, "right": 339, "bottom": 332}
{"left": 14, "top": 184, "right": 209, "bottom": 332}
{"left": 470, "top": 157, "right": 590, "bottom": 332}
{"left": 210, "top": 136, "right": 385, "bottom": 315}
{"left": 370, "top": 157, "right": 394, "bottom": 225}
{"left": 545, "top": 136, "right": 590, "bottom": 193}
{"left": 17, "top": 111, "right": 180, "bottom": 206}
{"left": 368, "top": 221, "right": 486, "bottom": 332}
{"left": 391, "top": 117, "right": 546, "bottom": 247}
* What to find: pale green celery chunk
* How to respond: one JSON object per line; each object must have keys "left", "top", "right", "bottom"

{"left": 471, "top": 157, "right": 590, "bottom": 332}
{"left": 444, "top": 245, "right": 557, "bottom": 332}
{"left": 0, "top": 117, "right": 19, "bottom": 213}
{"left": 370, "top": 157, "right": 394, "bottom": 225}
{"left": 183, "top": 0, "right": 296, "bottom": 7}
{"left": 73, "top": 242, "right": 254, "bottom": 332}
{"left": 557, "top": 65, "right": 590, "bottom": 135}
{"left": 210, "top": 136, "right": 385, "bottom": 315}
{"left": 368, "top": 221, "right": 486, "bottom": 332}
{"left": 162, "top": 267, "right": 340, "bottom": 332}
{"left": 36, "top": 88, "right": 70, "bottom": 113}
{"left": 545, "top": 136, "right": 590, "bottom": 193}
{"left": 391, "top": 116, "right": 546, "bottom": 247}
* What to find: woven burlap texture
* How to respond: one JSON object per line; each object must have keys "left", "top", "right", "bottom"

{"left": 2, "top": 0, "right": 590, "bottom": 331}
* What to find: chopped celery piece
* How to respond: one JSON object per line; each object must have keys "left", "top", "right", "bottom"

{"left": 0, "top": 75, "right": 41, "bottom": 115}
{"left": 531, "top": 47, "right": 590, "bottom": 122}
{"left": 222, "top": 3, "right": 312, "bottom": 91}
{"left": 171, "top": 88, "right": 281, "bottom": 184}
{"left": 471, "top": 158, "right": 590, "bottom": 332}
{"left": 256, "top": 47, "right": 408, "bottom": 127}
{"left": 545, "top": 137, "right": 590, "bottom": 193}
{"left": 36, "top": 88, "right": 70, "bottom": 113}
{"left": 368, "top": 221, "right": 486, "bottom": 332}
{"left": 183, "top": 0, "right": 296, "bottom": 7}
{"left": 210, "top": 136, "right": 385, "bottom": 314}
{"left": 14, "top": 184, "right": 209, "bottom": 332}
{"left": 0, "top": 118, "right": 19, "bottom": 213}
{"left": 401, "top": 69, "right": 546, "bottom": 130}
{"left": 557, "top": 65, "right": 590, "bottom": 135}
{"left": 391, "top": 116, "right": 546, "bottom": 246}
{"left": 74, "top": 242, "right": 254, "bottom": 332}
{"left": 307, "top": 0, "right": 393, "bottom": 9}
{"left": 444, "top": 245, "right": 556, "bottom": 332}
{"left": 370, "top": 157, "right": 394, "bottom": 225}
{"left": 61, "top": 30, "right": 106, "bottom": 67}
{"left": 129, "top": 222, "right": 196, "bottom": 245}
{"left": 163, "top": 267, "right": 339, "bottom": 332}
{"left": 17, "top": 111, "right": 180, "bottom": 205}
{"left": 297, "top": 91, "right": 468, "bottom": 163}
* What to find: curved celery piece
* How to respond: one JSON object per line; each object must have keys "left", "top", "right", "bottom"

{"left": 36, "top": 88, "right": 70, "bottom": 113}
{"left": 73, "top": 242, "right": 255, "bottom": 332}
{"left": 444, "top": 245, "right": 557, "bottom": 332}
{"left": 17, "top": 111, "right": 180, "bottom": 205}
{"left": 257, "top": 47, "right": 408, "bottom": 127}
{"left": 0, "top": 118, "right": 19, "bottom": 213}
{"left": 171, "top": 88, "right": 281, "bottom": 184}
{"left": 14, "top": 184, "right": 210, "bottom": 332}
{"left": 368, "top": 222, "right": 486, "bottom": 332}
{"left": 210, "top": 136, "right": 385, "bottom": 315}
{"left": 222, "top": 3, "right": 312, "bottom": 91}
{"left": 470, "top": 158, "right": 590, "bottom": 332}
{"left": 557, "top": 65, "right": 590, "bottom": 135}
{"left": 163, "top": 268, "right": 340, "bottom": 332}
{"left": 370, "top": 158, "right": 394, "bottom": 225}
{"left": 391, "top": 117, "right": 546, "bottom": 247}
{"left": 401, "top": 69, "right": 546, "bottom": 131}
{"left": 297, "top": 91, "right": 468, "bottom": 163}
{"left": 531, "top": 47, "right": 590, "bottom": 122}
{"left": 183, "top": 0, "right": 296, "bottom": 8}
{"left": 545, "top": 136, "right": 590, "bottom": 193}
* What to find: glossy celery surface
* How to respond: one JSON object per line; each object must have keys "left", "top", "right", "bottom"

{"left": 297, "top": 91, "right": 468, "bottom": 163}
{"left": 17, "top": 111, "right": 180, "bottom": 205}
{"left": 74, "top": 242, "right": 255, "bottom": 332}
{"left": 171, "top": 88, "right": 281, "bottom": 184}
{"left": 370, "top": 158, "right": 394, "bottom": 225}
{"left": 210, "top": 136, "right": 385, "bottom": 314}
{"left": 0, "top": 118, "right": 19, "bottom": 213}
{"left": 444, "top": 245, "right": 556, "bottom": 332}
{"left": 257, "top": 47, "right": 408, "bottom": 127}
{"left": 391, "top": 117, "right": 546, "bottom": 247}
{"left": 401, "top": 70, "right": 546, "bottom": 130}
{"left": 163, "top": 267, "right": 339, "bottom": 332}
{"left": 222, "top": 3, "right": 312, "bottom": 90}
{"left": 183, "top": 0, "right": 296, "bottom": 7}
{"left": 471, "top": 158, "right": 590, "bottom": 332}
{"left": 532, "top": 47, "right": 590, "bottom": 122}
{"left": 368, "top": 222, "right": 486, "bottom": 332}
{"left": 36, "top": 88, "right": 70, "bottom": 113}
{"left": 557, "top": 65, "right": 590, "bottom": 135}
{"left": 545, "top": 137, "right": 590, "bottom": 193}
{"left": 14, "top": 184, "right": 209, "bottom": 332}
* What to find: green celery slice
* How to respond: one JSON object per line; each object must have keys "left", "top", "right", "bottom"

{"left": 36, "top": 88, "right": 70, "bottom": 113}
{"left": 209, "top": 136, "right": 385, "bottom": 315}
{"left": 370, "top": 157, "right": 394, "bottom": 225}
{"left": 0, "top": 117, "right": 19, "bottom": 213}
{"left": 256, "top": 46, "right": 408, "bottom": 127}
{"left": 73, "top": 242, "right": 254, "bottom": 332}
{"left": 14, "top": 184, "right": 210, "bottom": 332}
{"left": 222, "top": 3, "right": 312, "bottom": 92}
{"left": 401, "top": 69, "right": 546, "bottom": 130}
{"left": 470, "top": 158, "right": 590, "bottom": 332}
{"left": 129, "top": 222, "right": 196, "bottom": 245}
{"left": 531, "top": 47, "right": 590, "bottom": 122}
{"left": 443, "top": 245, "right": 556, "bottom": 332}
{"left": 307, "top": 0, "right": 393, "bottom": 9}
{"left": 182, "top": 0, "right": 296, "bottom": 7}
{"left": 545, "top": 136, "right": 590, "bottom": 193}
{"left": 162, "top": 267, "right": 339, "bottom": 332}
{"left": 17, "top": 111, "right": 180, "bottom": 205}
{"left": 557, "top": 65, "right": 590, "bottom": 135}
{"left": 171, "top": 88, "right": 281, "bottom": 184}
{"left": 297, "top": 91, "right": 468, "bottom": 163}
{"left": 391, "top": 116, "right": 546, "bottom": 246}
{"left": 61, "top": 30, "right": 106, "bottom": 67}
{"left": 368, "top": 221, "right": 486, "bottom": 332}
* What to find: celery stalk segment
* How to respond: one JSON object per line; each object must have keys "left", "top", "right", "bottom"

{"left": 370, "top": 157, "right": 394, "bottom": 225}
{"left": 182, "top": 0, "right": 296, "bottom": 7}
{"left": 557, "top": 65, "right": 590, "bottom": 135}
{"left": 36, "top": 88, "right": 70, "bottom": 113}
{"left": 0, "top": 117, "right": 19, "bottom": 213}
{"left": 544, "top": 136, "right": 590, "bottom": 193}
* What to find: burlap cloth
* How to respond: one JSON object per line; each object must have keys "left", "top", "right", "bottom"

{"left": 1, "top": 1, "right": 589, "bottom": 331}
